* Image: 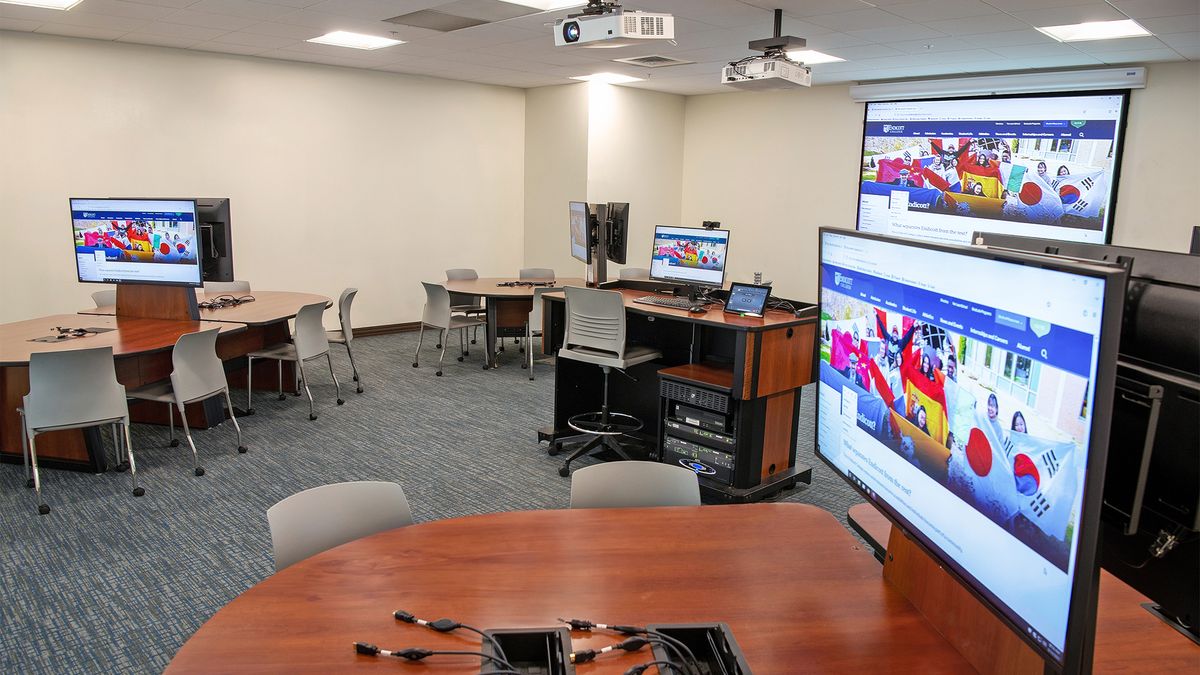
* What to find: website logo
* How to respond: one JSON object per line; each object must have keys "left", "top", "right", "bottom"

{"left": 883, "top": 124, "right": 905, "bottom": 133}
{"left": 834, "top": 272, "right": 853, "bottom": 290}
{"left": 83, "top": 212, "right": 96, "bottom": 218}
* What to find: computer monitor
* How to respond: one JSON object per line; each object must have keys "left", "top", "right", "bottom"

{"left": 649, "top": 225, "right": 729, "bottom": 291}
{"left": 197, "top": 198, "right": 234, "bottom": 282}
{"left": 70, "top": 198, "right": 201, "bottom": 287}
{"left": 605, "top": 202, "right": 629, "bottom": 265}
{"left": 816, "top": 228, "right": 1126, "bottom": 672}
{"left": 569, "top": 200, "right": 591, "bottom": 264}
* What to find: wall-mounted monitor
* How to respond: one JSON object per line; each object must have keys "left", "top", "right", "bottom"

{"left": 70, "top": 198, "right": 201, "bottom": 287}
{"left": 856, "top": 91, "right": 1129, "bottom": 246}
{"left": 649, "top": 225, "right": 729, "bottom": 289}
{"left": 816, "top": 228, "right": 1125, "bottom": 672}
{"left": 605, "top": 202, "right": 629, "bottom": 265}
{"left": 569, "top": 200, "right": 591, "bottom": 264}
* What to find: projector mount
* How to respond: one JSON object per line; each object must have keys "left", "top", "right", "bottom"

{"left": 728, "top": 8, "right": 807, "bottom": 71}
{"left": 569, "top": 1, "right": 622, "bottom": 18}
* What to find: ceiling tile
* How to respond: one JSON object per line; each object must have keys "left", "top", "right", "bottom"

{"left": 823, "top": 43, "right": 908, "bottom": 59}
{"left": 1158, "top": 30, "right": 1200, "bottom": 48}
{"left": 1107, "top": 0, "right": 1200, "bottom": 19}
{"left": 0, "top": 17, "right": 41, "bottom": 31}
{"left": 1008, "top": 3, "right": 1129, "bottom": 27}
{"left": 885, "top": 0, "right": 998, "bottom": 23}
{"left": 304, "top": 0, "right": 430, "bottom": 21}
{"left": 158, "top": 9, "right": 259, "bottom": 31}
{"left": 190, "top": 41, "right": 271, "bottom": 55}
{"left": 1070, "top": 35, "right": 1170, "bottom": 52}
{"left": 949, "top": 28, "right": 1056, "bottom": 47}
{"left": 253, "top": 0, "right": 333, "bottom": 8}
{"left": 883, "top": 35, "right": 975, "bottom": 53}
{"left": 117, "top": 32, "right": 202, "bottom": 48}
{"left": 186, "top": 0, "right": 296, "bottom": 21}
{"left": 806, "top": 8, "right": 919, "bottom": 32}
{"left": 845, "top": 23, "right": 946, "bottom": 42}
{"left": 921, "top": 13, "right": 1029, "bottom": 35}
{"left": 209, "top": 30, "right": 298, "bottom": 48}
{"left": 75, "top": 0, "right": 178, "bottom": 21}
{"left": 133, "top": 21, "right": 229, "bottom": 40}
{"left": 34, "top": 23, "right": 128, "bottom": 40}
{"left": 239, "top": 21, "right": 323, "bottom": 39}
{"left": 980, "top": 0, "right": 1096, "bottom": 10}
{"left": 109, "top": 0, "right": 195, "bottom": 7}
{"left": 1096, "top": 47, "right": 1187, "bottom": 61}
{"left": 1138, "top": 14, "right": 1200, "bottom": 34}
{"left": 2, "top": 7, "right": 147, "bottom": 31}
{"left": 803, "top": 31, "right": 872, "bottom": 49}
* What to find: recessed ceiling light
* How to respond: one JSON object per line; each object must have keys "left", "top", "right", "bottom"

{"left": 570, "top": 73, "right": 644, "bottom": 84}
{"left": 1036, "top": 19, "right": 1152, "bottom": 43}
{"left": 785, "top": 50, "right": 845, "bottom": 65}
{"left": 0, "top": 0, "right": 84, "bottom": 9}
{"left": 307, "top": 31, "right": 404, "bottom": 50}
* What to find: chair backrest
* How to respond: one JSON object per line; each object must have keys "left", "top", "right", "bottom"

{"left": 529, "top": 286, "right": 555, "bottom": 328}
{"left": 23, "top": 347, "right": 129, "bottom": 432}
{"left": 267, "top": 481, "right": 413, "bottom": 572}
{"left": 618, "top": 268, "right": 650, "bottom": 280}
{"left": 205, "top": 280, "right": 251, "bottom": 294}
{"left": 519, "top": 268, "right": 555, "bottom": 280}
{"left": 445, "top": 268, "right": 478, "bottom": 281}
{"left": 564, "top": 286, "right": 627, "bottom": 359}
{"left": 91, "top": 289, "right": 116, "bottom": 307}
{"left": 420, "top": 282, "right": 452, "bottom": 330}
{"left": 293, "top": 302, "right": 331, "bottom": 360}
{"left": 170, "top": 328, "right": 228, "bottom": 403}
{"left": 337, "top": 288, "right": 358, "bottom": 342}
{"left": 570, "top": 461, "right": 702, "bottom": 509}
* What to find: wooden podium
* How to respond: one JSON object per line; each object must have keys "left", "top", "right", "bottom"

{"left": 114, "top": 283, "right": 199, "bottom": 321}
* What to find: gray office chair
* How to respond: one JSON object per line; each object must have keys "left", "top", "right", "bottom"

{"left": 246, "top": 302, "right": 343, "bottom": 420}
{"left": 18, "top": 347, "right": 143, "bottom": 515}
{"left": 204, "top": 280, "right": 251, "bottom": 294}
{"left": 413, "top": 282, "right": 486, "bottom": 376}
{"left": 524, "top": 286, "right": 555, "bottom": 380}
{"left": 446, "top": 268, "right": 484, "bottom": 346}
{"left": 91, "top": 289, "right": 116, "bottom": 307}
{"left": 127, "top": 328, "right": 247, "bottom": 477}
{"left": 618, "top": 268, "right": 651, "bottom": 280}
{"left": 556, "top": 286, "right": 661, "bottom": 477}
{"left": 267, "top": 481, "right": 413, "bottom": 572}
{"left": 326, "top": 288, "right": 364, "bottom": 394}
{"left": 570, "top": 461, "right": 701, "bottom": 509}
{"left": 519, "top": 268, "right": 555, "bottom": 280}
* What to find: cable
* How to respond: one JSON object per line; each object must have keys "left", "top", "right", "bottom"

{"left": 569, "top": 635, "right": 653, "bottom": 664}
{"left": 353, "top": 643, "right": 515, "bottom": 670}
{"left": 626, "top": 660, "right": 687, "bottom": 675}
{"left": 559, "top": 619, "right": 700, "bottom": 675}
{"left": 393, "top": 610, "right": 508, "bottom": 664}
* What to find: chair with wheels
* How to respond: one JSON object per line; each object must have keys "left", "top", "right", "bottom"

{"left": 127, "top": 328, "right": 247, "bottom": 477}
{"left": 326, "top": 288, "right": 364, "bottom": 394}
{"left": 246, "top": 302, "right": 343, "bottom": 420}
{"left": 519, "top": 268, "right": 555, "bottom": 280}
{"left": 446, "top": 269, "right": 484, "bottom": 346}
{"left": 618, "top": 268, "right": 650, "bottom": 280}
{"left": 267, "top": 481, "right": 413, "bottom": 572}
{"left": 18, "top": 346, "right": 144, "bottom": 515}
{"left": 555, "top": 286, "right": 661, "bottom": 477}
{"left": 91, "top": 289, "right": 116, "bottom": 307}
{"left": 570, "top": 461, "right": 701, "bottom": 508}
{"left": 524, "top": 286, "right": 556, "bottom": 381}
{"left": 204, "top": 280, "right": 251, "bottom": 294}
{"left": 413, "top": 282, "right": 486, "bottom": 376}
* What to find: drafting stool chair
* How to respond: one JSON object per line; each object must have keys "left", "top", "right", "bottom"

{"left": 446, "top": 268, "right": 485, "bottom": 346}
{"left": 413, "top": 282, "right": 487, "bottom": 375}
{"left": 19, "top": 347, "right": 144, "bottom": 515}
{"left": 555, "top": 286, "right": 661, "bottom": 477}
{"left": 127, "top": 328, "right": 247, "bottom": 477}
{"left": 246, "top": 301, "right": 343, "bottom": 420}
{"left": 326, "top": 288, "right": 364, "bottom": 394}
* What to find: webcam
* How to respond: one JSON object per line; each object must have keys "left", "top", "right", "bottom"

{"left": 701, "top": 220, "right": 721, "bottom": 230}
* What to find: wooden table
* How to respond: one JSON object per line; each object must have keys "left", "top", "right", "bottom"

{"left": 0, "top": 314, "right": 244, "bottom": 470}
{"left": 442, "top": 278, "right": 586, "bottom": 369}
{"left": 168, "top": 503, "right": 971, "bottom": 673}
{"left": 847, "top": 503, "right": 1200, "bottom": 672}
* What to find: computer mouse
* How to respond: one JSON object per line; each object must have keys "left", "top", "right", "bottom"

{"left": 688, "top": 304, "right": 706, "bottom": 313}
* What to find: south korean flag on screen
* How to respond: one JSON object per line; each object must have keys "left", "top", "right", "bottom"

{"left": 1005, "top": 431, "right": 1078, "bottom": 542}
{"left": 1051, "top": 171, "right": 1107, "bottom": 219}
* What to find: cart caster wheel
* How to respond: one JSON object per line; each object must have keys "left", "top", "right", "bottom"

{"left": 529, "top": 376, "right": 534, "bottom": 381}
{"left": 293, "top": 391, "right": 301, "bottom": 397}
{"left": 238, "top": 446, "right": 248, "bottom": 454}
{"left": 412, "top": 362, "right": 418, "bottom": 368}
{"left": 558, "top": 466, "right": 571, "bottom": 477}
{"left": 309, "top": 414, "right": 318, "bottom": 421}
{"left": 435, "top": 343, "right": 442, "bottom": 349}
{"left": 245, "top": 408, "right": 255, "bottom": 416}
{"left": 520, "top": 347, "right": 525, "bottom": 354}
{"left": 194, "top": 467, "right": 205, "bottom": 477}
{"left": 26, "top": 478, "right": 35, "bottom": 489}
{"left": 133, "top": 487, "right": 145, "bottom": 497}
{"left": 356, "top": 386, "right": 364, "bottom": 394}
{"left": 482, "top": 364, "right": 490, "bottom": 370}
{"left": 169, "top": 439, "right": 180, "bottom": 447}
{"left": 435, "top": 371, "right": 443, "bottom": 377}
{"left": 38, "top": 504, "right": 50, "bottom": 515}
{"left": 337, "top": 399, "right": 345, "bottom": 405}
{"left": 278, "top": 394, "right": 286, "bottom": 401}
{"left": 114, "top": 462, "right": 129, "bottom": 473}
{"left": 471, "top": 339, "right": 477, "bottom": 345}
{"left": 457, "top": 356, "right": 464, "bottom": 362}
{"left": 521, "top": 362, "right": 527, "bottom": 369}
{"left": 353, "top": 375, "right": 359, "bottom": 382}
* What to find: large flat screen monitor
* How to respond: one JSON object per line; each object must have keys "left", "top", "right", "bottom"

{"left": 816, "top": 228, "right": 1126, "bottom": 672}
{"left": 856, "top": 91, "right": 1129, "bottom": 246}
{"left": 71, "top": 198, "right": 201, "bottom": 287}
{"left": 649, "top": 225, "right": 729, "bottom": 288}
{"left": 569, "top": 200, "right": 591, "bottom": 264}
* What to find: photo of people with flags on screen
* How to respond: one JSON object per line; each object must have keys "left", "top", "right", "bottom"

{"left": 819, "top": 290, "right": 1092, "bottom": 571}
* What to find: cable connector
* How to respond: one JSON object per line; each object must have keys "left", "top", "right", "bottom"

{"left": 426, "top": 618, "right": 462, "bottom": 632}
{"left": 560, "top": 618, "right": 596, "bottom": 631}
{"left": 569, "top": 648, "right": 598, "bottom": 664}
{"left": 393, "top": 610, "right": 416, "bottom": 624}
{"left": 354, "top": 642, "right": 380, "bottom": 656}
{"left": 393, "top": 648, "right": 434, "bottom": 661}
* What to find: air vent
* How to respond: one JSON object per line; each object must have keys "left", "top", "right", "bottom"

{"left": 611, "top": 54, "right": 693, "bottom": 68}
{"left": 384, "top": 0, "right": 539, "bottom": 33}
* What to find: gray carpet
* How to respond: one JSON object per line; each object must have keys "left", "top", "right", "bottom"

{"left": 0, "top": 332, "right": 861, "bottom": 674}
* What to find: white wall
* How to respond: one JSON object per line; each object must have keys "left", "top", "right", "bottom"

{"left": 679, "top": 61, "right": 1200, "bottom": 302}
{"left": 523, "top": 83, "right": 588, "bottom": 274}
{"left": 0, "top": 32, "right": 527, "bottom": 326}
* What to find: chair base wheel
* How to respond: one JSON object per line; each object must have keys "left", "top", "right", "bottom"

{"left": 356, "top": 386, "right": 364, "bottom": 394}
{"left": 113, "top": 462, "right": 129, "bottom": 473}
{"left": 245, "top": 408, "right": 255, "bottom": 416}
{"left": 353, "top": 375, "right": 359, "bottom": 382}
{"left": 337, "top": 399, "right": 345, "bottom": 405}
{"left": 457, "top": 356, "right": 464, "bottom": 362}
{"left": 548, "top": 444, "right": 560, "bottom": 457}
{"left": 435, "top": 343, "right": 442, "bottom": 349}
{"left": 558, "top": 466, "right": 571, "bottom": 477}
{"left": 309, "top": 414, "right": 318, "bottom": 421}
{"left": 529, "top": 376, "right": 534, "bottom": 381}
{"left": 521, "top": 363, "right": 527, "bottom": 369}
{"left": 435, "top": 371, "right": 443, "bottom": 377}
{"left": 471, "top": 339, "right": 477, "bottom": 345}
{"left": 482, "top": 364, "right": 490, "bottom": 370}
{"left": 169, "top": 439, "right": 180, "bottom": 448}
{"left": 26, "top": 478, "right": 35, "bottom": 489}
{"left": 237, "top": 446, "right": 248, "bottom": 454}
{"left": 132, "top": 487, "right": 145, "bottom": 497}
{"left": 278, "top": 394, "right": 287, "bottom": 401}
{"left": 293, "top": 391, "right": 301, "bottom": 397}
{"left": 38, "top": 503, "right": 50, "bottom": 515}
{"left": 412, "top": 362, "right": 418, "bottom": 368}
{"left": 194, "top": 467, "right": 205, "bottom": 477}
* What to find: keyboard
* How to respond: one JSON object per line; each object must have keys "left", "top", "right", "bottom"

{"left": 633, "top": 295, "right": 696, "bottom": 309}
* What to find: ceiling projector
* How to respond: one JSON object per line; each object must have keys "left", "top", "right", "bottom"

{"left": 554, "top": 1, "right": 674, "bottom": 48}
{"left": 722, "top": 9, "right": 812, "bottom": 90}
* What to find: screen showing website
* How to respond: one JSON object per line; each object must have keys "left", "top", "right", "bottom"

{"left": 650, "top": 226, "right": 729, "bottom": 286}
{"left": 71, "top": 198, "right": 200, "bottom": 286}
{"left": 817, "top": 231, "right": 1107, "bottom": 664}
{"left": 857, "top": 93, "right": 1125, "bottom": 245}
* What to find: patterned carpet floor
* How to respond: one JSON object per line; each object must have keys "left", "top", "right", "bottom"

{"left": 0, "top": 331, "right": 862, "bottom": 674}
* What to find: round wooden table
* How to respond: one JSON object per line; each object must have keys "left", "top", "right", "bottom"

{"left": 442, "top": 277, "right": 586, "bottom": 368}
{"left": 167, "top": 503, "right": 970, "bottom": 673}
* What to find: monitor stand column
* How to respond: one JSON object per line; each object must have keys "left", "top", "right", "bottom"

{"left": 115, "top": 284, "right": 200, "bottom": 321}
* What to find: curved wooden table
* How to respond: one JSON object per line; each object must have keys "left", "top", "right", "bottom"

{"left": 442, "top": 278, "right": 586, "bottom": 368}
{"left": 168, "top": 504, "right": 970, "bottom": 673}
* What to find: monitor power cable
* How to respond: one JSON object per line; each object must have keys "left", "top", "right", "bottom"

{"left": 353, "top": 642, "right": 517, "bottom": 672}
{"left": 393, "top": 610, "right": 508, "bottom": 665}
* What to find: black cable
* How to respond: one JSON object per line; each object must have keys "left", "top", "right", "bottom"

{"left": 626, "top": 660, "right": 687, "bottom": 675}
{"left": 560, "top": 620, "right": 699, "bottom": 675}
{"left": 393, "top": 610, "right": 508, "bottom": 665}
{"left": 354, "top": 643, "right": 515, "bottom": 670}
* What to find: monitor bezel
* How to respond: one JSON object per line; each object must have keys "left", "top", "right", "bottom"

{"left": 569, "top": 200, "right": 592, "bottom": 265}
{"left": 813, "top": 226, "right": 1126, "bottom": 673}
{"left": 649, "top": 224, "right": 731, "bottom": 289}
{"left": 70, "top": 197, "right": 203, "bottom": 288}
{"left": 854, "top": 89, "right": 1131, "bottom": 246}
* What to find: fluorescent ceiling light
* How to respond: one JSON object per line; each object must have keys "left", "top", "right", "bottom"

{"left": 570, "top": 73, "right": 644, "bottom": 84}
{"left": 785, "top": 50, "right": 845, "bottom": 65}
{"left": 1036, "top": 19, "right": 1151, "bottom": 42}
{"left": 500, "top": 1, "right": 588, "bottom": 10}
{"left": 307, "top": 31, "right": 403, "bottom": 50}
{"left": 0, "top": 0, "right": 84, "bottom": 9}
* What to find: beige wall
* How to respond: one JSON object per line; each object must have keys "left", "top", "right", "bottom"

{"left": 522, "top": 83, "right": 588, "bottom": 274}
{"left": 0, "top": 32, "right": 526, "bottom": 326}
